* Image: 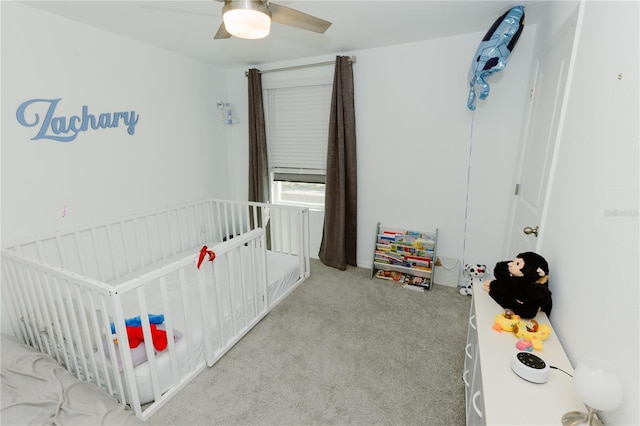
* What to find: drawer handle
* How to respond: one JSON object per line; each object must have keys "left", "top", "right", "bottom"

{"left": 463, "top": 369, "right": 469, "bottom": 387}
{"left": 465, "top": 343, "right": 473, "bottom": 359}
{"left": 472, "top": 391, "right": 483, "bottom": 418}
{"left": 469, "top": 315, "right": 476, "bottom": 330}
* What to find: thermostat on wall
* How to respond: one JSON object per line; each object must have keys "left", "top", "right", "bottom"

{"left": 511, "top": 351, "right": 550, "bottom": 383}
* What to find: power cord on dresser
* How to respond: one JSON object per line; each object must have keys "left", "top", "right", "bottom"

{"left": 550, "top": 365, "right": 573, "bottom": 377}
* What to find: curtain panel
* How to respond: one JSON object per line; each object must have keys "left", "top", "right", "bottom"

{"left": 247, "top": 69, "right": 271, "bottom": 244}
{"left": 319, "top": 56, "right": 358, "bottom": 270}
{"left": 247, "top": 68, "right": 269, "bottom": 204}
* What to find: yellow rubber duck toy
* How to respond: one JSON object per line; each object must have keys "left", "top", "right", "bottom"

{"left": 513, "top": 318, "right": 551, "bottom": 350}
{"left": 493, "top": 309, "right": 520, "bottom": 332}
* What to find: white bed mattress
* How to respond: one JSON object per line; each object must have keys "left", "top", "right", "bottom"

{"left": 104, "top": 250, "right": 300, "bottom": 405}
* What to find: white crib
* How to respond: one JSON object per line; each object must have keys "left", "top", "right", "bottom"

{"left": 1, "top": 199, "right": 310, "bottom": 420}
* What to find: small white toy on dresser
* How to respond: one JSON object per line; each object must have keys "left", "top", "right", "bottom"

{"left": 460, "top": 263, "right": 487, "bottom": 296}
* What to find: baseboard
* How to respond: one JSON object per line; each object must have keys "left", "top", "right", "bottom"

{"left": 433, "top": 256, "right": 461, "bottom": 287}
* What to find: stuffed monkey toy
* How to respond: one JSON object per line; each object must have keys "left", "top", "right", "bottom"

{"left": 482, "top": 252, "right": 552, "bottom": 319}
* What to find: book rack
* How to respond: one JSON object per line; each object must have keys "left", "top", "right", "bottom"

{"left": 371, "top": 222, "right": 438, "bottom": 291}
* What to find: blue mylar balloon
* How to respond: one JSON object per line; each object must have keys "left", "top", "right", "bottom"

{"left": 467, "top": 5, "right": 525, "bottom": 110}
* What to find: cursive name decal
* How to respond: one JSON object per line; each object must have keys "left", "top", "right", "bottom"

{"left": 16, "top": 98, "right": 140, "bottom": 142}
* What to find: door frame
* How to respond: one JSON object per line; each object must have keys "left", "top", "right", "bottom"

{"left": 504, "top": 4, "right": 584, "bottom": 257}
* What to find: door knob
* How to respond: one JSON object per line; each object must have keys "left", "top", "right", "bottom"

{"left": 523, "top": 226, "right": 539, "bottom": 237}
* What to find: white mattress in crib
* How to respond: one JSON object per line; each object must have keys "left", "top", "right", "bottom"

{"left": 109, "top": 250, "right": 299, "bottom": 405}
{"left": 266, "top": 250, "right": 301, "bottom": 305}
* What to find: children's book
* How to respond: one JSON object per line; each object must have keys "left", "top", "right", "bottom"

{"left": 375, "top": 270, "right": 405, "bottom": 282}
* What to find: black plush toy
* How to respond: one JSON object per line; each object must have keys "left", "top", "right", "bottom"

{"left": 482, "top": 252, "right": 552, "bottom": 319}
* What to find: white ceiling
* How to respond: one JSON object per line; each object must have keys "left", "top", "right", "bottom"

{"left": 21, "top": 1, "right": 548, "bottom": 68}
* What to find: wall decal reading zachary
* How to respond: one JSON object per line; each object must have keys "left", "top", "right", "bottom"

{"left": 16, "top": 98, "right": 140, "bottom": 142}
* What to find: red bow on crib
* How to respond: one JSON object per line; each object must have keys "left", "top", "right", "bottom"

{"left": 197, "top": 245, "right": 216, "bottom": 269}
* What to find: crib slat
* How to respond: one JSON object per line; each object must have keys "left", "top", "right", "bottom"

{"left": 178, "top": 268, "right": 197, "bottom": 372}
{"left": 158, "top": 276, "right": 180, "bottom": 387}
{"left": 238, "top": 245, "right": 248, "bottom": 326}
{"left": 41, "top": 274, "right": 65, "bottom": 364}
{"left": 283, "top": 210, "right": 295, "bottom": 253}
{"left": 69, "top": 286, "right": 91, "bottom": 380}
{"left": 98, "top": 297, "right": 121, "bottom": 396}
{"left": 89, "top": 228, "right": 107, "bottom": 282}
{"left": 299, "top": 209, "right": 308, "bottom": 277}
{"left": 81, "top": 291, "right": 103, "bottom": 389}
{"left": 111, "top": 291, "right": 144, "bottom": 416}
{"left": 170, "top": 209, "right": 181, "bottom": 254}
{"left": 174, "top": 208, "right": 185, "bottom": 253}
{"left": 136, "top": 287, "right": 163, "bottom": 402}
{"left": 198, "top": 264, "right": 216, "bottom": 365}
{"left": 6, "top": 261, "right": 39, "bottom": 349}
{"left": 223, "top": 204, "right": 230, "bottom": 240}
{"left": 49, "top": 276, "right": 79, "bottom": 374}
{"left": 105, "top": 225, "right": 120, "bottom": 280}
{"left": 274, "top": 208, "right": 282, "bottom": 252}
{"left": 227, "top": 252, "right": 238, "bottom": 338}
{"left": 62, "top": 280, "right": 89, "bottom": 378}
{"left": 250, "top": 240, "right": 260, "bottom": 316}
{"left": 155, "top": 212, "right": 168, "bottom": 259}
{"left": 55, "top": 235, "right": 68, "bottom": 270}
{"left": 1, "top": 259, "right": 29, "bottom": 343}
{"left": 32, "top": 271, "right": 56, "bottom": 357}
{"left": 73, "top": 231, "right": 88, "bottom": 276}
{"left": 259, "top": 231, "right": 269, "bottom": 309}
{"left": 35, "top": 240, "right": 45, "bottom": 263}
{"left": 233, "top": 203, "right": 241, "bottom": 236}
{"left": 131, "top": 218, "right": 145, "bottom": 270}
{"left": 118, "top": 221, "right": 133, "bottom": 275}
{"left": 187, "top": 206, "right": 196, "bottom": 247}
{"left": 21, "top": 268, "right": 47, "bottom": 352}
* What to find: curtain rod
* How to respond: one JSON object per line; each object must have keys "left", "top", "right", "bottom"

{"left": 245, "top": 55, "right": 356, "bottom": 77}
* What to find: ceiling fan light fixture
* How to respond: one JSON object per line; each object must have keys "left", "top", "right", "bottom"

{"left": 223, "top": 1, "right": 271, "bottom": 39}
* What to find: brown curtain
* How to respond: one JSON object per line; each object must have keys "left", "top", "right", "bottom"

{"left": 247, "top": 68, "right": 269, "bottom": 204}
{"left": 247, "top": 68, "right": 271, "bottom": 244}
{"left": 319, "top": 56, "right": 357, "bottom": 270}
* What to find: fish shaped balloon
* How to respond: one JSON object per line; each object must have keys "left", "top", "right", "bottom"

{"left": 467, "top": 5, "right": 525, "bottom": 110}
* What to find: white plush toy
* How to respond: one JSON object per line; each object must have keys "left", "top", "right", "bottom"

{"left": 460, "top": 263, "right": 487, "bottom": 296}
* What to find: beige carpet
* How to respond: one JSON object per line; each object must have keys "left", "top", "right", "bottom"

{"left": 148, "top": 259, "right": 471, "bottom": 425}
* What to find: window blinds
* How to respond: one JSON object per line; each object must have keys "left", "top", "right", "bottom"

{"left": 265, "top": 84, "right": 332, "bottom": 176}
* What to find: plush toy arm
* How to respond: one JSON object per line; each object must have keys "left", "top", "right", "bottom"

{"left": 482, "top": 279, "right": 492, "bottom": 291}
{"left": 487, "top": 279, "right": 512, "bottom": 308}
{"left": 493, "top": 261, "right": 511, "bottom": 280}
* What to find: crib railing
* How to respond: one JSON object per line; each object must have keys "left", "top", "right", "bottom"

{"left": 207, "top": 199, "right": 310, "bottom": 280}
{"left": 1, "top": 227, "right": 268, "bottom": 420}
{"left": 3, "top": 198, "right": 310, "bottom": 286}
{"left": 1, "top": 199, "right": 309, "bottom": 419}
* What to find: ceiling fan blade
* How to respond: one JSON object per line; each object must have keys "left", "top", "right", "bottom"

{"left": 214, "top": 22, "right": 232, "bottom": 39}
{"left": 268, "top": 3, "right": 332, "bottom": 34}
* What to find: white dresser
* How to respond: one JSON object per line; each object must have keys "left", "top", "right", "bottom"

{"left": 464, "top": 288, "right": 585, "bottom": 425}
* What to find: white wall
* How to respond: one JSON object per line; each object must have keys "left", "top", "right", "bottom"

{"left": 1, "top": 2, "right": 229, "bottom": 333}
{"left": 539, "top": 2, "right": 639, "bottom": 424}
{"left": 224, "top": 28, "right": 537, "bottom": 274}
{"left": 1, "top": 2, "right": 229, "bottom": 245}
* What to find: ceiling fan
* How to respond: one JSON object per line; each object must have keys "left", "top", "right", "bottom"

{"left": 213, "top": 0, "right": 332, "bottom": 40}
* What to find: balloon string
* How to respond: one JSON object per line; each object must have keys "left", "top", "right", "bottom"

{"left": 462, "top": 112, "right": 475, "bottom": 281}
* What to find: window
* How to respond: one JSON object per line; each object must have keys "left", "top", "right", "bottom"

{"left": 264, "top": 83, "right": 332, "bottom": 208}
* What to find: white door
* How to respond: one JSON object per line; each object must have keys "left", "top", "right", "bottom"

{"left": 507, "top": 24, "right": 576, "bottom": 256}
